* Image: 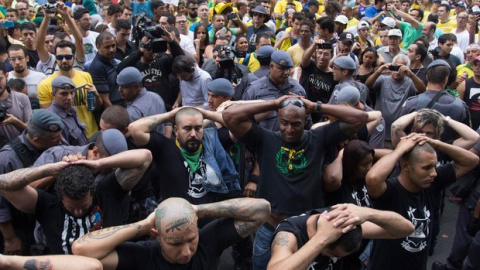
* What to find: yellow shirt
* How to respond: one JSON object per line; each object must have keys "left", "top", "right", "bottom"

{"left": 38, "top": 70, "right": 98, "bottom": 138}
{"left": 246, "top": 53, "right": 261, "bottom": 73}
{"left": 274, "top": 0, "right": 303, "bottom": 15}
{"left": 437, "top": 19, "right": 457, "bottom": 33}
{"left": 457, "top": 64, "right": 474, "bottom": 79}
{"left": 347, "top": 18, "right": 359, "bottom": 29}
{"left": 287, "top": 44, "right": 305, "bottom": 67}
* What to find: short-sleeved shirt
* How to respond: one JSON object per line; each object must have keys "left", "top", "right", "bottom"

{"left": 35, "top": 173, "right": 129, "bottom": 254}
{"left": 37, "top": 70, "right": 98, "bottom": 138}
{"left": 273, "top": 208, "right": 342, "bottom": 269}
{"left": 376, "top": 46, "right": 407, "bottom": 64}
{"left": 399, "top": 21, "right": 423, "bottom": 49}
{"left": 364, "top": 6, "right": 384, "bottom": 19}
{"left": 7, "top": 70, "right": 47, "bottom": 105}
{"left": 127, "top": 88, "right": 166, "bottom": 134}
{"left": 89, "top": 54, "right": 124, "bottom": 106}
{"left": 71, "top": 31, "right": 100, "bottom": 63}
{"left": 242, "top": 76, "right": 307, "bottom": 131}
{"left": 368, "top": 163, "right": 456, "bottom": 270}
{"left": 116, "top": 218, "right": 242, "bottom": 270}
{"left": 48, "top": 102, "right": 89, "bottom": 146}
{"left": 372, "top": 75, "right": 416, "bottom": 140}
{"left": 130, "top": 0, "right": 153, "bottom": 18}
{"left": 180, "top": 68, "right": 211, "bottom": 107}
{"left": 437, "top": 19, "right": 457, "bottom": 33}
{"left": 300, "top": 62, "right": 336, "bottom": 104}
{"left": 239, "top": 122, "right": 348, "bottom": 215}
{"left": 0, "top": 91, "right": 32, "bottom": 146}
{"left": 35, "top": 52, "right": 85, "bottom": 76}
{"left": 286, "top": 44, "right": 305, "bottom": 68}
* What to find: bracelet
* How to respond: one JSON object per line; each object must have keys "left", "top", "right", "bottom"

{"left": 316, "top": 101, "right": 322, "bottom": 114}
{"left": 248, "top": 174, "right": 260, "bottom": 184}
{"left": 445, "top": 116, "right": 451, "bottom": 124}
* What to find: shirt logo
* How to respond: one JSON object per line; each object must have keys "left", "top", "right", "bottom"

{"left": 275, "top": 147, "right": 307, "bottom": 176}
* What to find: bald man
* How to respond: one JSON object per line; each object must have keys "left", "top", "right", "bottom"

{"left": 223, "top": 95, "right": 368, "bottom": 269}
{"left": 72, "top": 197, "right": 270, "bottom": 269}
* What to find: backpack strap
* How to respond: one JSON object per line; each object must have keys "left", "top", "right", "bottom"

{"left": 8, "top": 137, "right": 36, "bottom": 167}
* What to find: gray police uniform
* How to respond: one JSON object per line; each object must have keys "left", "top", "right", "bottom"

{"left": 126, "top": 88, "right": 166, "bottom": 135}
{"left": 48, "top": 102, "right": 89, "bottom": 146}
{"left": 242, "top": 76, "right": 307, "bottom": 131}
{"left": 330, "top": 77, "right": 369, "bottom": 104}
{"left": 33, "top": 144, "right": 91, "bottom": 167}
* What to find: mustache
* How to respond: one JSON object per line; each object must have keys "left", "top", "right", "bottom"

{"left": 187, "top": 138, "right": 201, "bottom": 144}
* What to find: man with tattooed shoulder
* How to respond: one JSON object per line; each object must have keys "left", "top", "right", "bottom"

{"left": 72, "top": 197, "right": 270, "bottom": 270}
{"left": 0, "top": 148, "right": 152, "bottom": 255}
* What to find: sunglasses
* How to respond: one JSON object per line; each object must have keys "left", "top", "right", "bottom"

{"left": 253, "top": 13, "right": 265, "bottom": 17}
{"left": 280, "top": 98, "right": 304, "bottom": 108}
{"left": 56, "top": 54, "right": 74, "bottom": 61}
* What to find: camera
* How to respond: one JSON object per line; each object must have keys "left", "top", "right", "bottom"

{"left": 132, "top": 13, "right": 167, "bottom": 53}
{"left": 218, "top": 45, "right": 236, "bottom": 69}
{"left": 0, "top": 105, "right": 10, "bottom": 122}
{"left": 43, "top": 0, "right": 57, "bottom": 14}
{"left": 389, "top": 65, "right": 400, "bottom": 71}
{"left": 317, "top": 43, "right": 332, "bottom": 49}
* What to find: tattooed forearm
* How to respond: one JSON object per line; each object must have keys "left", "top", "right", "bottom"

{"left": 23, "top": 259, "right": 53, "bottom": 270}
{"left": 147, "top": 116, "right": 161, "bottom": 131}
{"left": 272, "top": 232, "right": 290, "bottom": 247}
{"left": 0, "top": 167, "right": 41, "bottom": 191}
{"left": 76, "top": 223, "right": 142, "bottom": 243}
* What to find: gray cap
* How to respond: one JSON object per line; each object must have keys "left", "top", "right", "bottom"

{"left": 427, "top": 59, "right": 451, "bottom": 70}
{"left": 30, "top": 109, "right": 64, "bottom": 132}
{"left": 329, "top": 86, "right": 360, "bottom": 105}
{"left": 207, "top": 78, "right": 234, "bottom": 96}
{"left": 257, "top": 45, "right": 275, "bottom": 59}
{"left": 117, "top": 67, "right": 143, "bottom": 87}
{"left": 333, "top": 56, "right": 356, "bottom": 70}
{"left": 101, "top": 129, "right": 128, "bottom": 156}
{"left": 271, "top": 50, "right": 294, "bottom": 68}
{"left": 52, "top": 76, "right": 75, "bottom": 89}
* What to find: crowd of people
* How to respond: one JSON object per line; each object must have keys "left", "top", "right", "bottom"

{"left": 0, "top": 0, "right": 480, "bottom": 269}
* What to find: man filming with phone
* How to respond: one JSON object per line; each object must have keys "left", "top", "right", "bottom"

{"left": 365, "top": 54, "right": 426, "bottom": 148}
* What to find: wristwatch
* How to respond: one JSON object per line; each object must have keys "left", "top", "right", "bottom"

{"left": 445, "top": 116, "right": 451, "bottom": 124}
{"left": 316, "top": 101, "right": 322, "bottom": 114}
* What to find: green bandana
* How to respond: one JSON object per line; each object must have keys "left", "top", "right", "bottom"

{"left": 176, "top": 139, "right": 203, "bottom": 173}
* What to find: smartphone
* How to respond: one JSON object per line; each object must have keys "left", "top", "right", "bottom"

{"left": 317, "top": 43, "right": 332, "bottom": 49}
{"left": 385, "top": 3, "right": 391, "bottom": 11}
{"left": 389, "top": 65, "right": 400, "bottom": 71}
{"left": 227, "top": 13, "right": 237, "bottom": 20}
{"left": 1, "top": 21, "right": 14, "bottom": 28}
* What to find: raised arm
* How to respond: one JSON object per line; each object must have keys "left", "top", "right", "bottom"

{"left": 57, "top": 2, "right": 85, "bottom": 61}
{"left": 388, "top": 5, "right": 420, "bottom": 29}
{"left": 0, "top": 162, "right": 69, "bottom": 214}
{"left": 365, "top": 64, "right": 389, "bottom": 89}
{"left": 365, "top": 110, "right": 382, "bottom": 136}
{"left": 301, "top": 40, "right": 317, "bottom": 68}
{"left": 195, "top": 198, "right": 270, "bottom": 238}
{"left": 300, "top": 97, "right": 368, "bottom": 137}
{"left": 36, "top": 8, "right": 54, "bottom": 62}
{"left": 74, "top": 149, "right": 152, "bottom": 191}
{"left": 446, "top": 117, "right": 480, "bottom": 149}
{"left": 0, "top": 254, "right": 102, "bottom": 270}
{"left": 390, "top": 111, "right": 417, "bottom": 147}
{"left": 323, "top": 150, "right": 343, "bottom": 193}
{"left": 427, "top": 138, "right": 479, "bottom": 179}
{"left": 129, "top": 108, "right": 179, "bottom": 146}
{"left": 366, "top": 134, "right": 419, "bottom": 199}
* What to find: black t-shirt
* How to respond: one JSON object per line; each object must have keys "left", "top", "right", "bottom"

{"left": 273, "top": 208, "right": 342, "bottom": 270}
{"left": 300, "top": 62, "right": 336, "bottom": 104}
{"left": 35, "top": 173, "right": 129, "bottom": 254}
{"left": 145, "top": 133, "right": 214, "bottom": 205}
{"left": 116, "top": 218, "right": 242, "bottom": 270}
{"left": 240, "top": 121, "right": 348, "bottom": 215}
{"left": 368, "top": 163, "right": 456, "bottom": 270}
{"left": 326, "top": 180, "right": 371, "bottom": 207}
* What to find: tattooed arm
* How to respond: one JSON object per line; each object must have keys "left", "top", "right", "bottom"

{"left": 0, "top": 162, "right": 69, "bottom": 214}
{"left": 267, "top": 212, "right": 345, "bottom": 270}
{"left": 128, "top": 108, "right": 182, "bottom": 146}
{"left": 195, "top": 198, "right": 271, "bottom": 238}
{"left": 72, "top": 211, "right": 155, "bottom": 268}
{"left": 0, "top": 254, "right": 102, "bottom": 270}
{"left": 74, "top": 149, "right": 152, "bottom": 191}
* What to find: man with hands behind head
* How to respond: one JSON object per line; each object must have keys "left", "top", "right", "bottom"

{"left": 268, "top": 203, "right": 415, "bottom": 270}
{"left": 72, "top": 197, "right": 270, "bottom": 270}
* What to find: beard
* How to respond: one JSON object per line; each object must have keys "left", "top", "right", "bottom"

{"left": 59, "top": 63, "right": 73, "bottom": 72}
{"left": 14, "top": 67, "right": 25, "bottom": 74}
{"left": 182, "top": 138, "right": 201, "bottom": 153}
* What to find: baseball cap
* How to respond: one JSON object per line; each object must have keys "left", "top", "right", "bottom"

{"left": 339, "top": 32, "right": 354, "bottom": 43}
{"left": 117, "top": 67, "right": 143, "bottom": 87}
{"left": 333, "top": 56, "right": 356, "bottom": 70}
{"left": 381, "top": 17, "right": 396, "bottom": 28}
{"left": 101, "top": 129, "right": 128, "bottom": 156}
{"left": 329, "top": 86, "right": 361, "bottom": 105}
{"left": 388, "top": 29, "right": 403, "bottom": 38}
{"left": 271, "top": 50, "right": 294, "bottom": 68}
{"left": 335, "top": 15, "right": 349, "bottom": 25}
{"left": 357, "top": 21, "right": 371, "bottom": 30}
{"left": 455, "top": 1, "right": 467, "bottom": 7}
{"left": 52, "top": 76, "right": 75, "bottom": 89}
{"left": 30, "top": 109, "right": 64, "bottom": 132}
{"left": 207, "top": 78, "right": 234, "bottom": 96}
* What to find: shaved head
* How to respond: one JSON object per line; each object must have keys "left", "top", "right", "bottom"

{"left": 175, "top": 107, "right": 203, "bottom": 125}
{"left": 155, "top": 197, "right": 198, "bottom": 235}
{"left": 402, "top": 143, "right": 437, "bottom": 164}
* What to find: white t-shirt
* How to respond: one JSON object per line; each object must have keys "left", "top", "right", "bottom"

{"left": 7, "top": 70, "right": 47, "bottom": 99}
{"left": 180, "top": 34, "right": 197, "bottom": 55}
{"left": 452, "top": 28, "right": 469, "bottom": 53}
{"left": 71, "top": 31, "right": 100, "bottom": 63}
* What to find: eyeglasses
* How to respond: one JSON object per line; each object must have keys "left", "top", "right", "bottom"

{"left": 253, "top": 13, "right": 265, "bottom": 17}
{"left": 56, "top": 54, "right": 74, "bottom": 61}
{"left": 280, "top": 98, "right": 304, "bottom": 108}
